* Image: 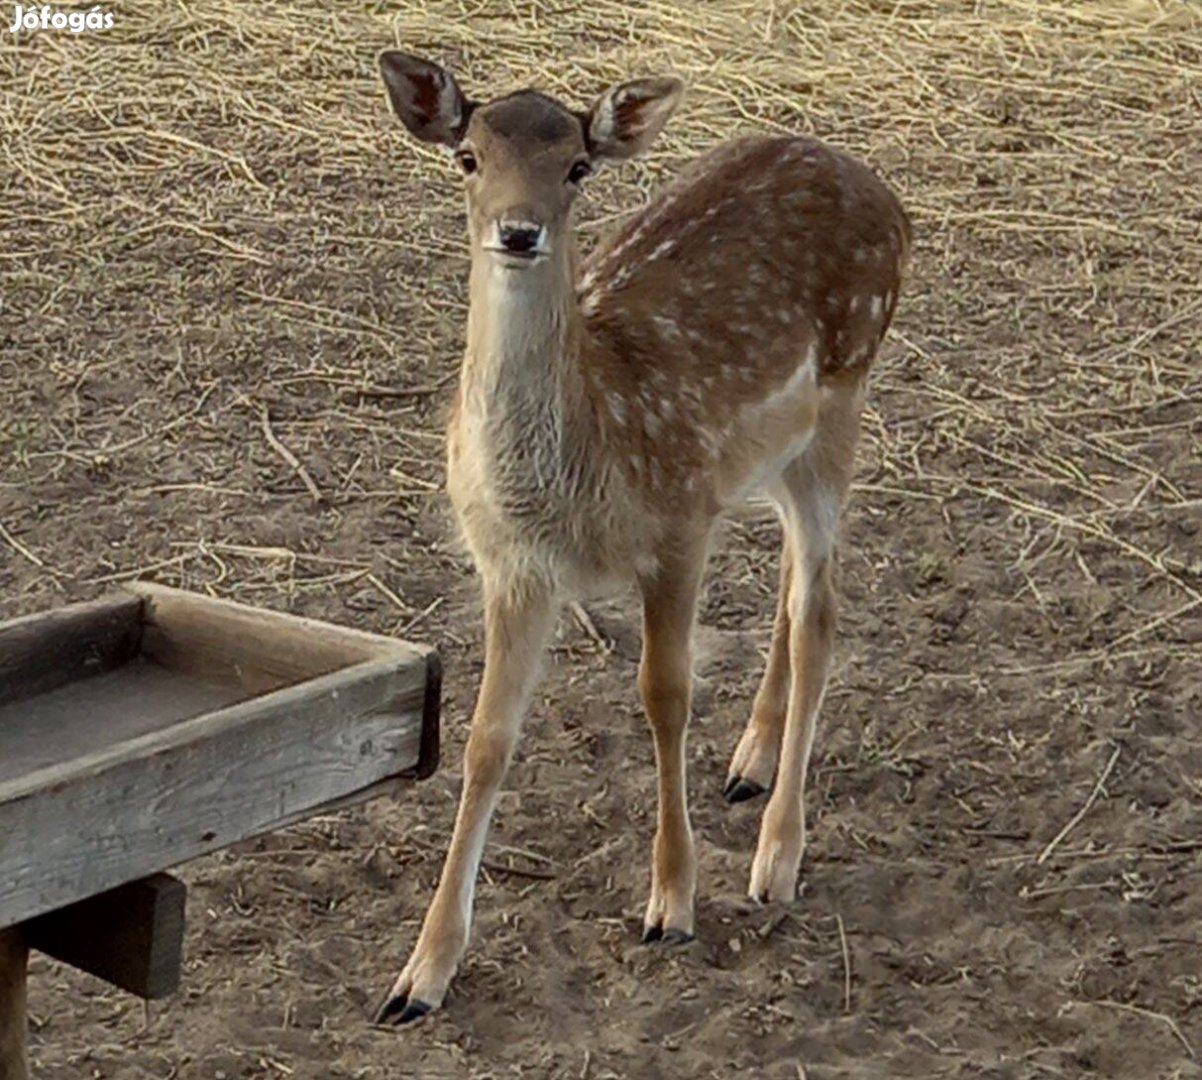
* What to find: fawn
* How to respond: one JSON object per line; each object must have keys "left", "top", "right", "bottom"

{"left": 375, "top": 51, "right": 910, "bottom": 1023}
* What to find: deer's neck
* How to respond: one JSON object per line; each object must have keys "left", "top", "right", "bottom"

{"left": 462, "top": 252, "right": 587, "bottom": 434}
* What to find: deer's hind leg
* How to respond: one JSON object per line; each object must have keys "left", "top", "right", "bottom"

{"left": 723, "top": 545, "right": 793, "bottom": 803}
{"left": 746, "top": 382, "right": 862, "bottom": 902}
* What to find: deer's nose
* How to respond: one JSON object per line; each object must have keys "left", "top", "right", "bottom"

{"left": 498, "top": 221, "right": 544, "bottom": 254}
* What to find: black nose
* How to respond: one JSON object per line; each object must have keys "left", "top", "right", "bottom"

{"left": 499, "top": 222, "right": 541, "bottom": 254}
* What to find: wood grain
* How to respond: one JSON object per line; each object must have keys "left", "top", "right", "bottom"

{"left": 0, "top": 595, "right": 142, "bottom": 708}
{"left": 0, "top": 585, "right": 439, "bottom": 928}
{"left": 0, "top": 661, "right": 244, "bottom": 787}
{"left": 0, "top": 655, "right": 430, "bottom": 928}
{"left": 128, "top": 581, "right": 427, "bottom": 695}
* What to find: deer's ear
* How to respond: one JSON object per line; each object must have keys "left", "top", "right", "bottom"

{"left": 585, "top": 77, "right": 683, "bottom": 161}
{"left": 379, "top": 51, "right": 472, "bottom": 146}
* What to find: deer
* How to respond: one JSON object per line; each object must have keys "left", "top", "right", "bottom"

{"left": 373, "top": 51, "right": 911, "bottom": 1024}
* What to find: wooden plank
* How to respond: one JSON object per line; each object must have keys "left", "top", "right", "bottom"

{"left": 0, "top": 928, "right": 28, "bottom": 1080}
{"left": 0, "top": 660, "right": 245, "bottom": 787}
{"left": 127, "top": 582, "right": 428, "bottom": 696}
{"left": 416, "top": 650, "right": 441, "bottom": 780}
{"left": 21, "top": 875, "right": 185, "bottom": 1000}
{"left": 0, "top": 654, "right": 428, "bottom": 928}
{"left": 128, "top": 583, "right": 440, "bottom": 776}
{"left": 0, "top": 595, "right": 142, "bottom": 708}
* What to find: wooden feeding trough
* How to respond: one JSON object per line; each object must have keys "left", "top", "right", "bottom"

{"left": 0, "top": 583, "right": 440, "bottom": 1079}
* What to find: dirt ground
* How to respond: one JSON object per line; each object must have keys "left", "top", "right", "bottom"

{"left": 2, "top": 1, "right": 1201, "bottom": 1077}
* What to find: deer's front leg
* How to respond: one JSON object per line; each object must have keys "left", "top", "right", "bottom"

{"left": 376, "top": 578, "right": 556, "bottom": 1024}
{"left": 638, "top": 544, "right": 706, "bottom": 945}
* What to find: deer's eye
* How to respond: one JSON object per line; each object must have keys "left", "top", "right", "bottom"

{"left": 567, "top": 159, "right": 591, "bottom": 185}
{"left": 456, "top": 150, "right": 478, "bottom": 175}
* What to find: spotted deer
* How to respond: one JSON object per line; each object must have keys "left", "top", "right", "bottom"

{"left": 374, "top": 51, "right": 911, "bottom": 1023}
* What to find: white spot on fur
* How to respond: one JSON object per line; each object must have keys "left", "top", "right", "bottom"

{"left": 870, "top": 296, "right": 884, "bottom": 319}
{"left": 652, "top": 314, "right": 681, "bottom": 340}
{"left": 608, "top": 393, "right": 627, "bottom": 426}
{"left": 645, "top": 238, "right": 676, "bottom": 263}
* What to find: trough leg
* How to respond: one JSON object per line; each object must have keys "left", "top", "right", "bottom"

{"left": 0, "top": 928, "right": 29, "bottom": 1080}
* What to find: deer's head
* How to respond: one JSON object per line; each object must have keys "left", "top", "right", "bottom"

{"left": 379, "top": 52, "right": 682, "bottom": 271}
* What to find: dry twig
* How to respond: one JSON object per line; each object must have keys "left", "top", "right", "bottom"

{"left": 1037, "top": 744, "right": 1122, "bottom": 865}
{"left": 1073, "top": 1000, "right": 1196, "bottom": 1061}
{"left": 836, "top": 913, "right": 852, "bottom": 1014}
{"left": 260, "top": 405, "right": 325, "bottom": 506}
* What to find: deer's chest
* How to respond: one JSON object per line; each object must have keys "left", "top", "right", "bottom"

{"left": 446, "top": 398, "right": 606, "bottom": 585}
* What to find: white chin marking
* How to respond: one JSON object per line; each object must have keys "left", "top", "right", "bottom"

{"left": 489, "top": 251, "right": 546, "bottom": 270}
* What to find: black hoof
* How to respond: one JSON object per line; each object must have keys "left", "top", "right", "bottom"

{"left": 661, "top": 928, "right": 694, "bottom": 946}
{"left": 723, "top": 776, "right": 766, "bottom": 804}
{"left": 373, "top": 994, "right": 432, "bottom": 1026}
{"left": 642, "top": 923, "right": 694, "bottom": 946}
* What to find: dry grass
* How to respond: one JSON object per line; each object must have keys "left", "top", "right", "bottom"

{"left": 2, "top": 0, "right": 1198, "bottom": 647}
{"left": 1, "top": 2, "right": 1201, "bottom": 1076}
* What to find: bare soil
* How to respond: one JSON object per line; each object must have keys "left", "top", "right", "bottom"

{"left": 2, "top": 2, "right": 1200, "bottom": 1078}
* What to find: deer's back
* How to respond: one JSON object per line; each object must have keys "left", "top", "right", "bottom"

{"left": 579, "top": 135, "right": 910, "bottom": 386}
{"left": 572, "top": 134, "right": 909, "bottom": 519}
